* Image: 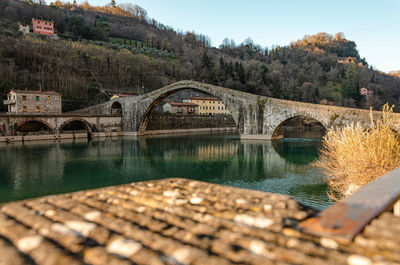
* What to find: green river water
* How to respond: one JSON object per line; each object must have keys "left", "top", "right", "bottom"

{"left": 0, "top": 133, "right": 332, "bottom": 209}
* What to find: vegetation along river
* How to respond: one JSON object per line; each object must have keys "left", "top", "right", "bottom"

{"left": 0, "top": 133, "right": 331, "bottom": 209}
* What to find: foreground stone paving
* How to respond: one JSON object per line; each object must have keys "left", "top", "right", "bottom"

{"left": 0, "top": 178, "right": 398, "bottom": 265}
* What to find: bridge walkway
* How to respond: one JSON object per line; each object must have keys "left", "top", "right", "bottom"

{"left": 0, "top": 178, "right": 399, "bottom": 265}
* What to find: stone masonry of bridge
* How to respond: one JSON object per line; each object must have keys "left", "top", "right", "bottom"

{"left": 0, "top": 114, "right": 122, "bottom": 137}
{"left": 74, "top": 80, "right": 400, "bottom": 139}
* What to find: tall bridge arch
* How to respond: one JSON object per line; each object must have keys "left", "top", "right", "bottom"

{"left": 77, "top": 80, "right": 400, "bottom": 139}
{"left": 100, "top": 81, "right": 258, "bottom": 135}
{"left": 135, "top": 85, "right": 242, "bottom": 135}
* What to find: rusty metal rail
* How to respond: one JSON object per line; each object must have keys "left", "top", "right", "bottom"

{"left": 299, "top": 167, "right": 400, "bottom": 243}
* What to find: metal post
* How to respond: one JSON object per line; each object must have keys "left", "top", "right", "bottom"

{"left": 299, "top": 167, "right": 400, "bottom": 243}
{"left": 394, "top": 200, "right": 400, "bottom": 217}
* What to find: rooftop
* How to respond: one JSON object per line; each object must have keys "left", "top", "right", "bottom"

{"left": 168, "top": 102, "right": 199, "bottom": 106}
{"left": 0, "top": 178, "right": 398, "bottom": 265}
{"left": 189, "top": 96, "right": 220, "bottom": 101}
{"left": 9, "top": 90, "right": 61, "bottom": 95}
{"left": 32, "top": 18, "right": 53, "bottom": 22}
{"left": 112, "top": 93, "right": 136, "bottom": 97}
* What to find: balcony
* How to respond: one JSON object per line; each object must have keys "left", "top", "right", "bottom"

{"left": 3, "top": 99, "right": 16, "bottom": 105}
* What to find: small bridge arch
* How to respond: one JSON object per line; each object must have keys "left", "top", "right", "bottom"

{"left": 0, "top": 126, "right": 6, "bottom": 136}
{"left": 271, "top": 115, "right": 328, "bottom": 139}
{"left": 16, "top": 118, "right": 54, "bottom": 134}
{"left": 60, "top": 118, "right": 97, "bottom": 133}
{"left": 111, "top": 101, "right": 123, "bottom": 115}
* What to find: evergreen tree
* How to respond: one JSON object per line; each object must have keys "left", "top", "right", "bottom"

{"left": 202, "top": 52, "right": 212, "bottom": 69}
{"left": 237, "top": 63, "right": 246, "bottom": 84}
{"left": 219, "top": 57, "right": 225, "bottom": 68}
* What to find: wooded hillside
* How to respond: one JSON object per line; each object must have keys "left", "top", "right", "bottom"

{"left": 1, "top": 0, "right": 399, "bottom": 112}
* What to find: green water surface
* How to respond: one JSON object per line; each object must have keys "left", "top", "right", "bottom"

{"left": 0, "top": 133, "right": 332, "bottom": 209}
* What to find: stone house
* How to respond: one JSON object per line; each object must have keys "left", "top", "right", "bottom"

{"left": 3, "top": 90, "right": 62, "bottom": 114}
{"left": 163, "top": 102, "right": 199, "bottom": 115}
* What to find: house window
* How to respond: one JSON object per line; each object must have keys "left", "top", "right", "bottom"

{"left": 36, "top": 106, "right": 40, "bottom": 112}
{"left": 48, "top": 96, "right": 51, "bottom": 101}
{"left": 23, "top": 106, "right": 27, "bottom": 112}
{"left": 36, "top": 96, "right": 39, "bottom": 101}
{"left": 22, "top": 95, "right": 26, "bottom": 101}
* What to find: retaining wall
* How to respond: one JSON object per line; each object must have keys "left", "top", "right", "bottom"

{"left": 146, "top": 114, "right": 236, "bottom": 131}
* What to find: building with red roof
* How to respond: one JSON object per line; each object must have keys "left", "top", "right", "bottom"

{"left": 163, "top": 101, "right": 199, "bottom": 115}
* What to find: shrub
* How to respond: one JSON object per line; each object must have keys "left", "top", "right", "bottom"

{"left": 316, "top": 104, "right": 400, "bottom": 200}
{"left": 3, "top": 29, "right": 14, "bottom": 37}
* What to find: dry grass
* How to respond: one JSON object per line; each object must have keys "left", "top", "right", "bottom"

{"left": 316, "top": 104, "right": 400, "bottom": 200}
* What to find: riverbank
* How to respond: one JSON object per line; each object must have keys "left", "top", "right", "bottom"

{"left": 141, "top": 126, "right": 237, "bottom": 136}
{"left": 0, "top": 132, "right": 135, "bottom": 143}
{"left": 0, "top": 128, "right": 238, "bottom": 143}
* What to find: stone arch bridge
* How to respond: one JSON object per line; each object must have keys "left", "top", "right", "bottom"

{"left": 0, "top": 114, "right": 121, "bottom": 137}
{"left": 75, "top": 80, "right": 400, "bottom": 139}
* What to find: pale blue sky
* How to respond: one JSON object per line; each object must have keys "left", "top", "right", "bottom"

{"left": 83, "top": 0, "right": 400, "bottom": 72}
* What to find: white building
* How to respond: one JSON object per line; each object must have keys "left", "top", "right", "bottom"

{"left": 18, "top": 23, "right": 30, "bottom": 35}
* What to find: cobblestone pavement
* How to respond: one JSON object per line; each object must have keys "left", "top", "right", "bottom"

{"left": 0, "top": 178, "right": 399, "bottom": 265}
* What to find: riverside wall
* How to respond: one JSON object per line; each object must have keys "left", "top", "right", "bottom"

{"left": 146, "top": 114, "right": 236, "bottom": 131}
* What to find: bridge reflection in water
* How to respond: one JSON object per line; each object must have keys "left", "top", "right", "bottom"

{"left": 0, "top": 133, "right": 330, "bottom": 209}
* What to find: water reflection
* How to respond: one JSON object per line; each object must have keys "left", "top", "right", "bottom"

{"left": 0, "top": 133, "right": 331, "bottom": 209}
{"left": 272, "top": 139, "right": 323, "bottom": 165}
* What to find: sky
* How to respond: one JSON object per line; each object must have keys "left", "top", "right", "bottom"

{"left": 84, "top": 0, "right": 399, "bottom": 72}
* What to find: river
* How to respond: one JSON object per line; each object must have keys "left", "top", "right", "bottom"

{"left": 0, "top": 133, "right": 332, "bottom": 209}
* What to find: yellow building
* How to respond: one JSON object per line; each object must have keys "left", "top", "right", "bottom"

{"left": 183, "top": 96, "right": 229, "bottom": 115}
